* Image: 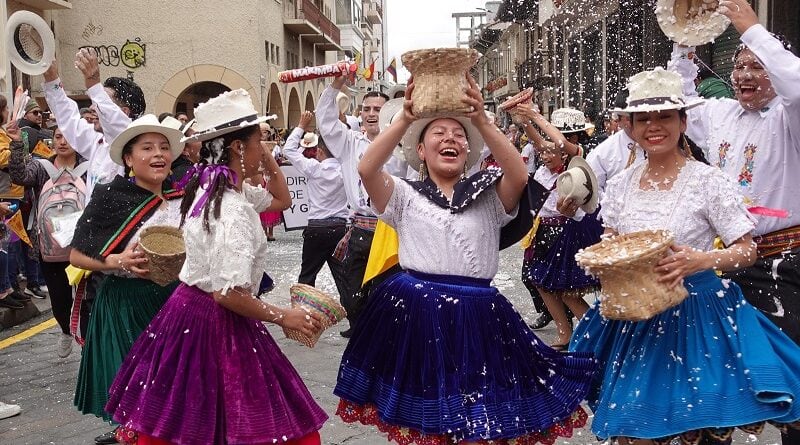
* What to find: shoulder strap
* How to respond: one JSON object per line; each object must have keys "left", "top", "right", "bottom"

{"left": 71, "top": 162, "right": 90, "bottom": 180}
{"left": 36, "top": 158, "right": 60, "bottom": 181}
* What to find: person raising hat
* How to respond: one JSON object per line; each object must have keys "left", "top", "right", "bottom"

{"left": 571, "top": 66, "right": 800, "bottom": 443}
{"left": 105, "top": 89, "right": 326, "bottom": 445}
{"left": 334, "top": 73, "right": 596, "bottom": 444}
{"left": 67, "top": 114, "right": 186, "bottom": 442}
{"left": 43, "top": 48, "right": 145, "bottom": 204}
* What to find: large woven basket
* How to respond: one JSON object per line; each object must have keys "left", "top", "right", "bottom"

{"left": 283, "top": 284, "right": 347, "bottom": 348}
{"left": 138, "top": 225, "right": 186, "bottom": 287}
{"left": 401, "top": 48, "right": 480, "bottom": 118}
{"left": 576, "top": 230, "right": 688, "bottom": 321}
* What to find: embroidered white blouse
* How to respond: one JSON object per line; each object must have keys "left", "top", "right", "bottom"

{"left": 670, "top": 24, "right": 800, "bottom": 236}
{"left": 601, "top": 161, "right": 754, "bottom": 251}
{"left": 179, "top": 186, "right": 273, "bottom": 295}
{"left": 376, "top": 177, "right": 517, "bottom": 279}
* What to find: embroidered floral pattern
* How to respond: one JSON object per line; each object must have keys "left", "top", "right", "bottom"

{"left": 737, "top": 143, "right": 758, "bottom": 187}
{"left": 717, "top": 141, "right": 730, "bottom": 168}
{"left": 336, "top": 399, "right": 588, "bottom": 445}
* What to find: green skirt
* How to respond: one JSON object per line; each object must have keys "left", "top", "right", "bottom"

{"left": 74, "top": 274, "right": 176, "bottom": 420}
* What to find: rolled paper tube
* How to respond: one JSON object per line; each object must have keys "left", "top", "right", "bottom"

{"left": 499, "top": 88, "right": 534, "bottom": 111}
{"left": 278, "top": 61, "right": 358, "bottom": 83}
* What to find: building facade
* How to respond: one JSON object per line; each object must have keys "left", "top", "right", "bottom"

{"left": 2, "top": 0, "right": 387, "bottom": 128}
{"left": 463, "top": 0, "right": 799, "bottom": 125}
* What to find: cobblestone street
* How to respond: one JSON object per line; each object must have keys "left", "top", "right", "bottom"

{"left": 0, "top": 229, "right": 780, "bottom": 444}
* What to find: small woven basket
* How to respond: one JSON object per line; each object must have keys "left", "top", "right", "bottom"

{"left": 283, "top": 283, "right": 347, "bottom": 348}
{"left": 138, "top": 225, "right": 186, "bottom": 287}
{"left": 401, "top": 48, "right": 480, "bottom": 118}
{"left": 576, "top": 230, "right": 688, "bottom": 321}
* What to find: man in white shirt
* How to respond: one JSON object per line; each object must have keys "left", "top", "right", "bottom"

{"left": 283, "top": 111, "right": 350, "bottom": 300}
{"left": 317, "top": 75, "right": 392, "bottom": 337}
{"left": 42, "top": 49, "right": 141, "bottom": 204}
{"left": 672, "top": 9, "right": 800, "bottom": 443}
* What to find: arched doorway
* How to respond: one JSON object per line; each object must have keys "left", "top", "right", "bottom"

{"left": 287, "top": 88, "right": 301, "bottom": 129}
{"left": 175, "top": 82, "right": 230, "bottom": 117}
{"left": 155, "top": 64, "right": 259, "bottom": 118}
{"left": 266, "top": 83, "right": 284, "bottom": 128}
{"left": 304, "top": 91, "right": 315, "bottom": 131}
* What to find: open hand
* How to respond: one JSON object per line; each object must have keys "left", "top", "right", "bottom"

{"left": 75, "top": 48, "right": 101, "bottom": 89}
{"left": 43, "top": 59, "right": 60, "bottom": 82}
{"left": 400, "top": 77, "right": 418, "bottom": 123}
{"left": 5, "top": 120, "right": 21, "bottom": 142}
{"left": 719, "top": 0, "right": 759, "bottom": 35}
{"left": 298, "top": 110, "right": 314, "bottom": 130}
{"left": 655, "top": 244, "right": 710, "bottom": 289}
{"left": 556, "top": 196, "right": 579, "bottom": 218}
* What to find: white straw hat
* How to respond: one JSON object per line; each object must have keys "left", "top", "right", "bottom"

{"left": 401, "top": 117, "right": 484, "bottom": 172}
{"left": 109, "top": 114, "right": 185, "bottom": 166}
{"left": 557, "top": 156, "right": 599, "bottom": 214}
{"left": 550, "top": 108, "right": 594, "bottom": 134}
{"left": 655, "top": 0, "right": 731, "bottom": 46}
{"left": 5, "top": 11, "right": 55, "bottom": 76}
{"left": 614, "top": 68, "right": 704, "bottom": 114}
{"left": 300, "top": 132, "right": 319, "bottom": 148}
{"left": 184, "top": 89, "right": 276, "bottom": 142}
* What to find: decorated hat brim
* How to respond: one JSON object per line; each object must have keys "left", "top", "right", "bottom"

{"left": 183, "top": 115, "right": 276, "bottom": 143}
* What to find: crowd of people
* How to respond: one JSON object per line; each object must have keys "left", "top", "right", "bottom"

{"left": 0, "top": 0, "right": 799, "bottom": 444}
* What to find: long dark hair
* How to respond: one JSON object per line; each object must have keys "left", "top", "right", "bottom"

{"left": 629, "top": 109, "right": 709, "bottom": 165}
{"left": 0, "top": 95, "right": 7, "bottom": 126}
{"left": 179, "top": 124, "right": 260, "bottom": 231}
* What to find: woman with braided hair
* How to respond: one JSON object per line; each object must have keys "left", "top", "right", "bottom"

{"left": 105, "top": 89, "right": 326, "bottom": 445}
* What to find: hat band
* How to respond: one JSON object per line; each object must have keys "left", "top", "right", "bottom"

{"left": 576, "top": 165, "right": 594, "bottom": 206}
{"left": 197, "top": 114, "right": 259, "bottom": 134}
{"left": 627, "top": 97, "right": 685, "bottom": 108}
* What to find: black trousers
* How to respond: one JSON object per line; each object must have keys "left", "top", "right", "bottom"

{"left": 725, "top": 247, "right": 800, "bottom": 444}
{"left": 340, "top": 226, "right": 376, "bottom": 327}
{"left": 39, "top": 261, "right": 72, "bottom": 335}
{"left": 298, "top": 220, "right": 349, "bottom": 299}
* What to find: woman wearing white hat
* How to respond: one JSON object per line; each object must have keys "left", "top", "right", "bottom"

{"left": 334, "top": 74, "right": 596, "bottom": 444}
{"left": 105, "top": 89, "right": 326, "bottom": 445}
{"left": 67, "top": 114, "right": 186, "bottom": 437}
{"left": 571, "top": 67, "right": 800, "bottom": 444}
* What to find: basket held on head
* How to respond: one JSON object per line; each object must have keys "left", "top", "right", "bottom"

{"left": 138, "top": 225, "right": 186, "bottom": 287}
{"left": 283, "top": 283, "right": 347, "bottom": 348}
{"left": 576, "top": 230, "right": 688, "bottom": 321}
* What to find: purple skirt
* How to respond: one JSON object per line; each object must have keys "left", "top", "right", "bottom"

{"left": 105, "top": 284, "right": 327, "bottom": 445}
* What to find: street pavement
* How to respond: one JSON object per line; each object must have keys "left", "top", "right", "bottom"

{"left": 0, "top": 228, "right": 781, "bottom": 444}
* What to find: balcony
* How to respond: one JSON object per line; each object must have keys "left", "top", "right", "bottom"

{"left": 16, "top": 0, "right": 71, "bottom": 9}
{"left": 360, "top": 20, "right": 373, "bottom": 41}
{"left": 284, "top": 0, "right": 342, "bottom": 51}
{"left": 365, "top": 0, "right": 383, "bottom": 25}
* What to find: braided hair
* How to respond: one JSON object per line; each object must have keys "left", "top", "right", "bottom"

{"left": 179, "top": 124, "right": 260, "bottom": 232}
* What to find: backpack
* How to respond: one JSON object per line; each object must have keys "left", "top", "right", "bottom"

{"left": 36, "top": 159, "right": 90, "bottom": 262}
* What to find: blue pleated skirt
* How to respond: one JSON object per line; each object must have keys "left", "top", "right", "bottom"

{"left": 524, "top": 215, "right": 602, "bottom": 292}
{"left": 570, "top": 270, "right": 800, "bottom": 440}
{"left": 334, "top": 270, "right": 597, "bottom": 442}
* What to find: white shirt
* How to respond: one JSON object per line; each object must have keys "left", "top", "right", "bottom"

{"left": 180, "top": 189, "right": 271, "bottom": 295}
{"left": 586, "top": 130, "right": 645, "bottom": 193}
{"left": 670, "top": 24, "right": 800, "bottom": 236}
{"left": 282, "top": 128, "right": 349, "bottom": 220}
{"left": 602, "top": 161, "right": 754, "bottom": 251}
{"left": 317, "top": 85, "right": 407, "bottom": 216}
{"left": 520, "top": 143, "right": 536, "bottom": 174}
{"left": 377, "top": 177, "right": 516, "bottom": 280}
{"left": 43, "top": 79, "right": 128, "bottom": 203}
{"left": 316, "top": 85, "right": 376, "bottom": 216}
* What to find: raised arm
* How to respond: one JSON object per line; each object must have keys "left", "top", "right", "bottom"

{"left": 357, "top": 84, "right": 415, "bottom": 214}
{"left": 316, "top": 76, "right": 353, "bottom": 159}
{"left": 42, "top": 61, "right": 101, "bottom": 160}
{"left": 76, "top": 49, "right": 132, "bottom": 143}
{"left": 282, "top": 111, "right": 319, "bottom": 177}
{"left": 261, "top": 143, "right": 291, "bottom": 211}
{"left": 463, "top": 75, "right": 527, "bottom": 212}
{"left": 513, "top": 105, "right": 555, "bottom": 152}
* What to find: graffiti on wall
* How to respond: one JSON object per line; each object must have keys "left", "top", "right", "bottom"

{"left": 81, "top": 21, "right": 104, "bottom": 42}
{"left": 79, "top": 38, "right": 146, "bottom": 70}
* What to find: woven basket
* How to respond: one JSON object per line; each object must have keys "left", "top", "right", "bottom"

{"left": 138, "top": 225, "right": 186, "bottom": 287}
{"left": 575, "top": 230, "right": 688, "bottom": 321}
{"left": 283, "top": 283, "right": 347, "bottom": 348}
{"left": 401, "top": 48, "right": 480, "bottom": 118}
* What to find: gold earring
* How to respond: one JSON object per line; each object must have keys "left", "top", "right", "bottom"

{"left": 418, "top": 161, "right": 427, "bottom": 181}
{"left": 128, "top": 168, "right": 135, "bottom": 177}
{"left": 682, "top": 134, "right": 695, "bottom": 160}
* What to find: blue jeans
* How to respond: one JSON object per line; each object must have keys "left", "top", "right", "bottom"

{"left": 7, "top": 240, "right": 43, "bottom": 288}
{"left": 0, "top": 244, "right": 11, "bottom": 292}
